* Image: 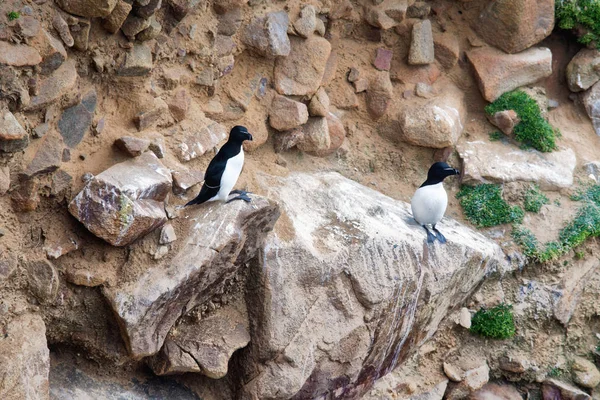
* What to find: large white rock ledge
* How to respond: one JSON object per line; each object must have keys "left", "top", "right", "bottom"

{"left": 457, "top": 140, "right": 576, "bottom": 190}
{"left": 241, "top": 172, "right": 509, "bottom": 400}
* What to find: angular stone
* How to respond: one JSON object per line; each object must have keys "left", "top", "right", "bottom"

{"left": 176, "top": 120, "right": 227, "bottom": 162}
{"left": 27, "top": 60, "right": 78, "bottom": 111}
{"left": 459, "top": 307, "right": 471, "bottom": 329}
{"left": 488, "top": 110, "right": 520, "bottom": 136}
{"left": 218, "top": 8, "right": 243, "bottom": 36}
{"left": 308, "top": 112, "right": 345, "bottom": 157}
{"left": 172, "top": 169, "right": 204, "bottom": 195}
{"left": 11, "top": 179, "right": 40, "bottom": 212}
{"left": 0, "top": 41, "right": 41, "bottom": 67}
{"left": 68, "top": 152, "right": 172, "bottom": 247}
{"left": 409, "top": 19, "right": 434, "bottom": 65}
{"left": 25, "top": 259, "right": 59, "bottom": 304}
{"left": 467, "top": 46, "right": 553, "bottom": 102}
{"left": 70, "top": 16, "right": 91, "bottom": 51}
{"left": 241, "top": 172, "right": 508, "bottom": 400}
{"left": 392, "top": 62, "right": 441, "bottom": 85}
{"left": 309, "top": 87, "right": 330, "bottom": 117}
{"left": 273, "top": 128, "right": 305, "bottom": 153}
{"left": 29, "top": 29, "right": 67, "bottom": 75}
{"left": 117, "top": 44, "right": 153, "bottom": 76}
{"left": 499, "top": 355, "right": 528, "bottom": 373}
{"left": 136, "top": 98, "right": 171, "bottom": 131}
{"left": 44, "top": 231, "right": 79, "bottom": 260}
{"left": 572, "top": 357, "right": 600, "bottom": 389}
{"left": 51, "top": 169, "right": 73, "bottom": 198}
{"left": 159, "top": 223, "right": 176, "bottom": 245}
{"left": 56, "top": 0, "right": 118, "bottom": 18}
{"left": 16, "top": 16, "right": 40, "bottom": 38}
{"left": 0, "top": 111, "right": 29, "bottom": 153}
{"left": 293, "top": 5, "right": 317, "bottom": 38}
{"left": 53, "top": 13, "right": 74, "bottom": 48}
{"left": 567, "top": 49, "right": 600, "bottom": 93}
{"left": 168, "top": 89, "right": 191, "bottom": 122}
{"left": 269, "top": 95, "right": 309, "bottom": 132}
{"left": 364, "top": 0, "right": 409, "bottom": 30}
{"left": 274, "top": 36, "right": 331, "bottom": 96}
{"left": 121, "top": 14, "right": 151, "bottom": 39}
{"left": 147, "top": 134, "right": 166, "bottom": 159}
{"left": 57, "top": 104, "right": 92, "bottom": 149}
{"left": 457, "top": 141, "right": 576, "bottom": 190}
{"left": 149, "top": 305, "right": 250, "bottom": 378}
{"left": 114, "top": 136, "right": 150, "bottom": 157}
{"left": 397, "top": 82, "right": 465, "bottom": 148}
{"left": 102, "top": 196, "right": 279, "bottom": 357}
{"left": 542, "top": 379, "right": 591, "bottom": 400}
{"left": 471, "top": 383, "right": 522, "bottom": 400}
{"left": 434, "top": 32, "right": 459, "bottom": 69}
{"left": 22, "top": 132, "right": 64, "bottom": 178}
{"left": 297, "top": 117, "right": 330, "bottom": 154}
{"left": 367, "top": 71, "right": 394, "bottom": 120}
{"left": 374, "top": 47, "right": 393, "bottom": 71}
{"left": 133, "top": 0, "right": 161, "bottom": 18}
{"left": 103, "top": 0, "right": 132, "bottom": 34}
{"left": 321, "top": 50, "right": 338, "bottom": 86}
{"left": 474, "top": 0, "right": 554, "bottom": 54}
{"left": 583, "top": 81, "right": 600, "bottom": 136}
{"left": 136, "top": 15, "right": 161, "bottom": 41}
{"left": 33, "top": 123, "right": 49, "bottom": 139}
{"left": 242, "top": 11, "right": 290, "bottom": 58}
{"left": 0, "top": 313, "right": 49, "bottom": 400}
{"left": 407, "top": 1, "right": 430, "bottom": 18}
{"left": 169, "top": 0, "right": 202, "bottom": 21}
{"left": 0, "top": 167, "right": 9, "bottom": 195}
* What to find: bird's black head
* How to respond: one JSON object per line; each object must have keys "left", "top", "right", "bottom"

{"left": 229, "top": 125, "right": 253, "bottom": 143}
{"left": 421, "top": 162, "right": 460, "bottom": 187}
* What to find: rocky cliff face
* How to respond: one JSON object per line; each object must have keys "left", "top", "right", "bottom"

{"left": 0, "top": 0, "right": 600, "bottom": 399}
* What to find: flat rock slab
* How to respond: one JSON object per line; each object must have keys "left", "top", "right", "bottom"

{"left": 27, "top": 60, "right": 78, "bottom": 111}
{"left": 457, "top": 140, "right": 576, "bottom": 190}
{"left": 241, "top": 11, "right": 290, "bottom": 58}
{"left": 176, "top": 120, "right": 227, "bottom": 162}
{"left": 241, "top": 172, "right": 508, "bottom": 400}
{"left": 0, "top": 41, "right": 42, "bottom": 67}
{"left": 0, "top": 111, "right": 29, "bottom": 153}
{"left": 150, "top": 304, "right": 250, "bottom": 378}
{"left": 0, "top": 313, "right": 50, "bottom": 400}
{"left": 22, "top": 131, "right": 64, "bottom": 179}
{"left": 467, "top": 46, "right": 552, "bottom": 102}
{"left": 56, "top": 0, "right": 118, "bottom": 18}
{"left": 102, "top": 196, "right": 280, "bottom": 357}
{"left": 69, "top": 152, "right": 172, "bottom": 246}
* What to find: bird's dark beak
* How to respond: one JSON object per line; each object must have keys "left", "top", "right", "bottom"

{"left": 247, "top": 133, "right": 253, "bottom": 141}
{"left": 453, "top": 168, "right": 460, "bottom": 175}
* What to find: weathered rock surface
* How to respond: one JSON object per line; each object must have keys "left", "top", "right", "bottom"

{"left": 363, "top": 0, "right": 409, "bottom": 30}
{"left": 296, "top": 116, "right": 330, "bottom": 155}
{"left": 102, "top": 195, "right": 279, "bottom": 357}
{"left": 241, "top": 172, "right": 508, "bottom": 400}
{"left": 114, "top": 136, "right": 151, "bottom": 157}
{"left": 172, "top": 169, "right": 204, "bottom": 195}
{"left": 241, "top": 11, "right": 290, "bottom": 58}
{"left": 0, "top": 313, "right": 50, "bottom": 400}
{"left": 68, "top": 152, "right": 172, "bottom": 246}
{"left": 367, "top": 71, "right": 394, "bottom": 120}
{"left": 293, "top": 5, "right": 317, "bottom": 38}
{"left": 542, "top": 379, "right": 591, "bottom": 400}
{"left": 176, "top": 120, "right": 227, "bottom": 162}
{"left": 433, "top": 32, "right": 459, "bottom": 69}
{"left": 25, "top": 259, "right": 60, "bottom": 304}
{"left": 0, "top": 41, "right": 42, "bottom": 67}
{"left": 554, "top": 258, "right": 598, "bottom": 326}
{"left": 582, "top": 81, "right": 600, "bottom": 136}
{"left": 150, "top": 304, "right": 250, "bottom": 378}
{"left": 103, "top": 0, "right": 133, "bottom": 33}
{"left": 409, "top": 20, "right": 434, "bottom": 65}
{"left": 30, "top": 29, "right": 68, "bottom": 75}
{"left": 27, "top": 60, "right": 78, "bottom": 111}
{"left": 473, "top": 0, "right": 554, "bottom": 54}
{"left": 56, "top": 0, "right": 118, "bottom": 18}
{"left": 566, "top": 49, "right": 600, "bottom": 93}
{"left": 309, "top": 87, "right": 330, "bottom": 117}
{"left": 268, "top": 95, "right": 309, "bottom": 132}
{"left": 0, "top": 111, "right": 29, "bottom": 153}
{"left": 22, "top": 132, "right": 64, "bottom": 178}
{"left": 274, "top": 36, "right": 331, "bottom": 96}
{"left": 571, "top": 356, "right": 600, "bottom": 389}
{"left": 136, "top": 98, "right": 171, "bottom": 131}
{"left": 467, "top": 47, "right": 553, "bottom": 102}
{"left": 457, "top": 141, "right": 576, "bottom": 190}
{"left": 471, "top": 383, "right": 522, "bottom": 400}
{"left": 58, "top": 96, "right": 96, "bottom": 148}
{"left": 117, "top": 44, "right": 153, "bottom": 76}
{"left": 396, "top": 82, "right": 465, "bottom": 148}
{"left": 0, "top": 167, "right": 9, "bottom": 195}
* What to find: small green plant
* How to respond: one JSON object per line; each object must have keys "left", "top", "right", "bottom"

{"left": 457, "top": 184, "right": 524, "bottom": 227}
{"left": 575, "top": 250, "right": 585, "bottom": 259}
{"left": 489, "top": 131, "right": 504, "bottom": 142}
{"left": 548, "top": 366, "right": 564, "bottom": 378}
{"left": 556, "top": 0, "right": 600, "bottom": 48}
{"left": 485, "top": 91, "right": 558, "bottom": 152}
{"left": 470, "top": 304, "right": 516, "bottom": 339}
{"left": 7, "top": 11, "right": 20, "bottom": 21}
{"left": 524, "top": 185, "right": 549, "bottom": 213}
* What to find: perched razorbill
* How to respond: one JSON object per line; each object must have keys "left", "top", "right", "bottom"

{"left": 185, "top": 125, "right": 253, "bottom": 206}
{"left": 411, "top": 162, "right": 460, "bottom": 244}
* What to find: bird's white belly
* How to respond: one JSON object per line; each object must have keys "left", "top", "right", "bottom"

{"left": 411, "top": 183, "right": 448, "bottom": 226}
{"left": 212, "top": 150, "right": 244, "bottom": 202}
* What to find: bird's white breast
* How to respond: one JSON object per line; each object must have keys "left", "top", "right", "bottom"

{"left": 410, "top": 182, "right": 448, "bottom": 226}
{"left": 215, "top": 148, "right": 244, "bottom": 201}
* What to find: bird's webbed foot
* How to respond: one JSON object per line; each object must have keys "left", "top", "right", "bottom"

{"left": 432, "top": 225, "right": 447, "bottom": 244}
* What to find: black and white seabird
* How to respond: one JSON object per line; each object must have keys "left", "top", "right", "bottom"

{"left": 185, "top": 125, "right": 253, "bottom": 207}
{"left": 411, "top": 162, "right": 460, "bottom": 244}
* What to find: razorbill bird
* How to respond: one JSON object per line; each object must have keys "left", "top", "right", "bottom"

{"left": 185, "top": 125, "right": 253, "bottom": 207}
{"left": 411, "top": 162, "right": 460, "bottom": 244}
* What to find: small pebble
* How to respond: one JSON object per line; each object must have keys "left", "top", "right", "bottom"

{"left": 81, "top": 172, "right": 94, "bottom": 182}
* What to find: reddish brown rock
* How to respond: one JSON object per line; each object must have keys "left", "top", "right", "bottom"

{"left": 176, "top": 120, "right": 227, "bottom": 162}
{"left": 56, "top": 0, "right": 118, "bottom": 18}
{"left": 0, "top": 167, "right": 9, "bottom": 195}
{"left": 274, "top": 36, "right": 332, "bottom": 96}
{"left": 474, "top": 0, "right": 554, "bottom": 54}
{"left": 68, "top": 152, "right": 172, "bottom": 246}
{"left": 269, "top": 95, "right": 309, "bottom": 132}
{"left": 26, "top": 60, "right": 79, "bottom": 111}
{"left": 103, "top": 0, "right": 132, "bottom": 33}
{"left": 309, "top": 87, "right": 330, "bottom": 117}
{"left": 487, "top": 110, "right": 520, "bottom": 136}
{"left": 467, "top": 46, "right": 553, "bottom": 102}
{"left": 297, "top": 117, "right": 330, "bottom": 154}
{"left": 11, "top": 179, "right": 40, "bottom": 212}
{"left": 136, "top": 98, "right": 172, "bottom": 131}
{"left": 566, "top": 49, "right": 600, "bottom": 92}
{"left": 273, "top": 128, "right": 305, "bottom": 153}
{"left": 307, "top": 112, "right": 346, "bottom": 157}
{"left": 168, "top": 89, "right": 192, "bottom": 122}
{"left": 321, "top": 51, "right": 339, "bottom": 86}
{"left": 114, "top": 136, "right": 151, "bottom": 157}
{"left": 0, "top": 41, "right": 42, "bottom": 67}
{"left": 172, "top": 169, "right": 204, "bottom": 195}
{"left": 470, "top": 383, "right": 522, "bottom": 400}
{"left": 366, "top": 71, "right": 394, "bottom": 120}
{"left": 391, "top": 62, "right": 441, "bottom": 85}
{"left": 363, "top": 0, "right": 409, "bottom": 30}
{"left": 22, "top": 132, "right": 64, "bottom": 178}
{"left": 29, "top": 29, "right": 67, "bottom": 75}
{"left": 241, "top": 11, "right": 290, "bottom": 58}
{"left": 0, "top": 111, "right": 29, "bottom": 153}
{"left": 434, "top": 32, "right": 460, "bottom": 69}
{"left": 373, "top": 47, "right": 393, "bottom": 71}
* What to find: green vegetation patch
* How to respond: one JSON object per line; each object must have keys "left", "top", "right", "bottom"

{"left": 485, "top": 91, "right": 558, "bottom": 153}
{"left": 556, "top": 0, "right": 600, "bottom": 48}
{"left": 457, "top": 184, "right": 524, "bottom": 228}
{"left": 488, "top": 131, "right": 505, "bottom": 142}
{"left": 470, "top": 304, "right": 516, "bottom": 340}
{"left": 7, "top": 11, "right": 20, "bottom": 21}
{"left": 524, "top": 185, "right": 549, "bottom": 213}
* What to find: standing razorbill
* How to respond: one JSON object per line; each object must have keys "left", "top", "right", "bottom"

{"left": 411, "top": 162, "right": 460, "bottom": 244}
{"left": 185, "top": 125, "right": 253, "bottom": 206}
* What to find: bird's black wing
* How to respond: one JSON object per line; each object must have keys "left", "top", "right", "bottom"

{"left": 185, "top": 146, "right": 231, "bottom": 206}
